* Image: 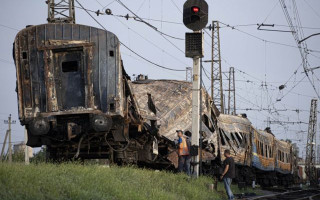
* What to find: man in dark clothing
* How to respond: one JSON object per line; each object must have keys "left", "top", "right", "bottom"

{"left": 220, "top": 149, "right": 235, "bottom": 200}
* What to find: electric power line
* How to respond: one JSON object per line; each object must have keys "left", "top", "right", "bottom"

{"left": 75, "top": 0, "right": 186, "bottom": 72}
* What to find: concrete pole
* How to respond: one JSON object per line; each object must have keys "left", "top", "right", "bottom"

{"left": 8, "top": 114, "right": 12, "bottom": 163}
{"left": 24, "top": 127, "right": 29, "bottom": 165}
{"left": 191, "top": 56, "right": 201, "bottom": 178}
{"left": 0, "top": 130, "right": 9, "bottom": 161}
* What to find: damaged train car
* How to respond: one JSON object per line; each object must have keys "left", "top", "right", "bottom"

{"left": 130, "top": 78, "right": 219, "bottom": 169}
{"left": 13, "top": 23, "right": 162, "bottom": 164}
{"left": 215, "top": 114, "right": 296, "bottom": 186}
{"left": 13, "top": 21, "right": 297, "bottom": 186}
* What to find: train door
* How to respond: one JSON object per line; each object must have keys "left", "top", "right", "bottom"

{"left": 53, "top": 49, "right": 85, "bottom": 110}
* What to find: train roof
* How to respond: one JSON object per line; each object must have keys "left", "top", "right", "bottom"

{"left": 15, "top": 23, "right": 118, "bottom": 45}
{"left": 130, "top": 79, "right": 214, "bottom": 140}
{"left": 217, "top": 114, "right": 252, "bottom": 133}
{"left": 275, "top": 138, "right": 292, "bottom": 152}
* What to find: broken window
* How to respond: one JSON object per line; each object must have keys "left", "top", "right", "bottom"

{"left": 269, "top": 147, "right": 272, "bottom": 158}
{"left": 265, "top": 145, "right": 268, "bottom": 158}
{"left": 230, "top": 133, "right": 239, "bottom": 148}
{"left": 22, "top": 52, "right": 28, "bottom": 60}
{"left": 202, "top": 114, "right": 214, "bottom": 132}
{"left": 235, "top": 132, "right": 243, "bottom": 145}
{"left": 219, "top": 129, "right": 226, "bottom": 146}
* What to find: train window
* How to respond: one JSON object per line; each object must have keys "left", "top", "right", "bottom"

{"left": 235, "top": 132, "right": 243, "bottom": 145}
{"left": 22, "top": 52, "right": 28, "bottom": 60}
{"left": 109, "top": 103, "right": 115, "bottom": 112}
{"left": 260, "top": 142, "right": 264, "bottom": 156}
{"left": 279, "top": 151, "right": 282, "bottom": 161}
{"left": 265, "top": 145, "right": 268, "bottom": 158}
{"left": 269, "top": 147, "right": 272, "bottom": 158}
{"left": 202, "top": 114, "right": 214, "bottom": 132}
{"left": 230, "top": 133, "right": 239, "bottom": 148}
{"left": 62, "top": 61, "right": 78, "bottom": 72}
{"left": 219, "top": 129, "right": 226, "bottom": 146}
{"left": 109, "top": 50, "right": 114, "bottom": 57}
{"left": 278, "top": 150, "right": 280, "bottom": 161}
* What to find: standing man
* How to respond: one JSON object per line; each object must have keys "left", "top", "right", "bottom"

{"left": 220, "top": 149, "right": 235, "bottom": 200}
{"left": 176, "top": 130, "right": 191, "bottom": 176}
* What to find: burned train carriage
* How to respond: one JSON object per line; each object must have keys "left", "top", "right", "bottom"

{"left": 216, "top": 113, "right": 295, "bottom": 186}
{"left": 13, "top": 23, "right": 159, "bottom": 162}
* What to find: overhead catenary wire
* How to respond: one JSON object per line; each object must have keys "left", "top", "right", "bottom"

{"left": 279, "top": 0, "right": 320, "bottom": 100}
{"left": 75, "top": 0, "right": 186, "bottom": 72}
{"left": 115, "top": 0, "right": 184, "bottom": 41}
{"left": 219, "top": 21, "right": 320, "bottom": 53}
{"left": 112, "top": 16, "right": 189, "bottom": 67}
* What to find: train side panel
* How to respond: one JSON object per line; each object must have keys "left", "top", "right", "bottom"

{"left": 274, "top": 139, "right": 292, "bottom": 174}
{"left": 251, "top": 130, "right": 275, "bottom": 171}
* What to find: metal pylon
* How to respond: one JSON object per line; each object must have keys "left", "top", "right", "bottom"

{"left": 47, "top": 0, "right": 75, "bottom": 24}
{"left": 305, "top": 99, "right": 318, "bottom": 185}
{"left": 211, "top": 21, "right": 224, "bottom": 113}
{"left": 227, "top": 67, "right": 236, "bottom": 115}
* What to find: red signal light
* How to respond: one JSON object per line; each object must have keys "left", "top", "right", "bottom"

{"left": 192, "top": 6, "right": 199, "bottom": 13}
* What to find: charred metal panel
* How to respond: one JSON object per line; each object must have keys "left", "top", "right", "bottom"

{"left": 131, "top": 80, "right": 217, "bottom": 166}
{"left": 14, "top": 23, "right": 124, "bottom": 133}
{"left": 217, "top": 114, "right": 252, "bottom": 166}
{"left": 131, "top": 80, "right": 214, "bottom": 140}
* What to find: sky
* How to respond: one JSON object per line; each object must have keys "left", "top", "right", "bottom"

{"left": 0, "top": 0, "right": 320, "bottom": 158}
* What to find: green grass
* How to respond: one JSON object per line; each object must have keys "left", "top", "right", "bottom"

{"left": 0, "top": 163, "right": 255, "bottom": 200}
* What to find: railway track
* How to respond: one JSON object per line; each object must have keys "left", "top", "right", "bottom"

{"left": 248, "top": 189, "right": 320, "bottom": 200}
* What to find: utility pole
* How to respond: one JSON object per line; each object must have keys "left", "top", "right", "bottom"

{"left": 183, "top": 0, "right": 208, "bottom": 178}
{"left": 191, "top": 56, "right": 201, "bottom": 177}
{"left": 211, "top": 21, "right": 224, "bottom": 113}
{"left": 305, "top": 99, "right": 317, "bottom": 185}
{"left": 0, "top": 130, "right": 9, "bottom": 161}
{"left": 7, "top": 114, "right": 12, "bottom": 163}
{"left": 24, "top": 127, "right": 30, "bottom": 165}
{"left": 47, "top": 0, "right": 75, "bottom": 24}
{"left": 186, "top": 67, "right": 193, "bottom": 82}
{"left": 227, "top": 67, "right": 236, "bottom": 115}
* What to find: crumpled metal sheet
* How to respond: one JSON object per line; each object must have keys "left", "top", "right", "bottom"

{"left": 130, "top": 80, "right": 213, "bottom": 141}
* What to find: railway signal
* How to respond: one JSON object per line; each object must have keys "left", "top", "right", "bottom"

{"left": 183, "top": 0, "right": 208, "bottom": 178}
{"left": 183, "top": 0, "right": 208, "bottom": 31}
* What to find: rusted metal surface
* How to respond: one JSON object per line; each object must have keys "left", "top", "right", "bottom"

{"left": 252, "top": 129, "right": 275, "bottom": 171}
{"left": 274, "top": 139, "right": 292, "bottom": 173}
